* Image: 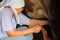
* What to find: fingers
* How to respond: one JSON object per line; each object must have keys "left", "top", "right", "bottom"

{"left": 39, "top": 20, "right": 48, "bottom": 25}
{"left": 31, "top": 25, "right": 42, "bottom": 33}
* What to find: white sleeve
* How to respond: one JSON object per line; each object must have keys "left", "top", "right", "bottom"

{"left": 2, "top": 10, "right": 15, "bottom": 31}
{"left": 19, "top": 13, "right": 30, "bottom": 25}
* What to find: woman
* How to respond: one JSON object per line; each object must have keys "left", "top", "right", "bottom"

{"left": 0, "top": 0, "right": 48, "bottom": 40}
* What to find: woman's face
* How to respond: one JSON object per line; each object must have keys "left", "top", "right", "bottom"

{"left": 15, "top": 8, "right": 23, "bottom": 14}
{"left": 8, "top": 7, "right": 24, "bottom": 16}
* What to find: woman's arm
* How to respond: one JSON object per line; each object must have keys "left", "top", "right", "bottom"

{"left": 26, "top": 19, "right": 48, "bottom": 26}
{"left": 6, "top": 28, "right": 33, "bottom": 37}
{"left": 6, "top": 25, "right": 42, "bottom": 37}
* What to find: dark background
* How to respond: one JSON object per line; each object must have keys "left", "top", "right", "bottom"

{"left": 50, "top": 0, "right": 60, "bottom": 40}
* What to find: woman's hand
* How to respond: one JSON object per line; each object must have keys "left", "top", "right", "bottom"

{"left": 31, "top": 25, "right": 42, "bottom": 33}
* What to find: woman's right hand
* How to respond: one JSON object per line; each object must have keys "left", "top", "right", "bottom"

{"left": 31, "top": 25, "right": 42, "bottom": 33}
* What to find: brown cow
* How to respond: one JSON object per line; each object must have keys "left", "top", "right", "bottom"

{"left": 24, "top": 0, "right": 55, "bottom": 40}
{"left": 24, "top": 0, "right": 52, "bottom": 19}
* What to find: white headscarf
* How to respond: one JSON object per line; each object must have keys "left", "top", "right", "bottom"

{"left": 0, "top": 0, "right": 8, "bottom": 11}
{"left": 5, "top": 0, "right": 25, "bottom": 8}
{"left": 0, "top": 0, "right": 25, "bottom": 24}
